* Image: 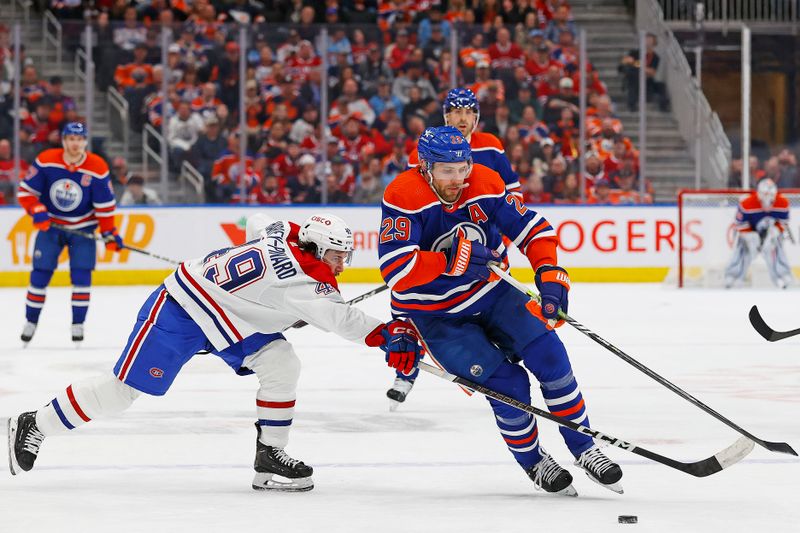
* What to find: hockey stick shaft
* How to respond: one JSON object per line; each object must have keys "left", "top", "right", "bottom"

{"left": 289, "top": 284, "right": 389, "bottom": 329}
{"left": 749, "top": 305, "right": 800, "bottom": 342}
{"left": 489, "top": 265, "right": 798, "bottom": 457}
{"left": 418, "top": 362, "right": 754, "bottom": 477}
{"left": 55, "top": 225, "right": 182, "bottom": 265}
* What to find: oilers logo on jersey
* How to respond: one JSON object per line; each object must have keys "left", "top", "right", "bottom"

{"left": 49, "top": 179, "right": 83, "bottom": 211}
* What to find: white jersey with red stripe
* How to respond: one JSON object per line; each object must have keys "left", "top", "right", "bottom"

{"left": 163, "top": 217, "right": 382, "bottom": 351}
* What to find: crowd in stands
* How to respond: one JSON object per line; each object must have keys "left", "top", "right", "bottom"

{"left": 728, "top": 149, "right": 800, "bottom": 190}
{"left": 1, "top": 1, "right": 660, "bottom": 206}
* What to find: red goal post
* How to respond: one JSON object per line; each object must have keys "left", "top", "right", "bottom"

{"left": 676, "top": 188, "right": 800, "bottom": 288}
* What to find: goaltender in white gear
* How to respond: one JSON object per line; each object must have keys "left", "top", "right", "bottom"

{"left": 7, "top": 213, "right": 419, "bottom": 492}
{"left": 724, "top": 178, "right": 794, "bottom": 289}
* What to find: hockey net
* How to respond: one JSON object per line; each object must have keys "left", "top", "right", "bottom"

{"left": 674, "top": 189, "right": 800, "bottom": 288}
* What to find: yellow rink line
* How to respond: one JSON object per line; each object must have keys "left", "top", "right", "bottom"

{"left": 0, "top": 267, "right": 671, "bottom": 287}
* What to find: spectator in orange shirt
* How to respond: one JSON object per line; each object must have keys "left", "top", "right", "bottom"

{"left": 114, "top": 44, "right": 153, "bottom": 89}
{"left": 460, "top": 33, "right": 491, "bottom": 69}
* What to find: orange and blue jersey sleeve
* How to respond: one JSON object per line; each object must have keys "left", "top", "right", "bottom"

{"left": 378, "top": 204, "right": 448, "bottom": 292}
{"left": 488, "top": 149, "right": 521, "bottom": 198}
{"left": 472, "top": 133, "right": 521, "bottom": 197}
{"left": 16, "top": 160, "right": 45, "bottom": 214}
{"left": 379, "top": 176, "right": 448, "bottom": 292}
{"left": 88, "top": 155, "right": 117, "bottom": 232}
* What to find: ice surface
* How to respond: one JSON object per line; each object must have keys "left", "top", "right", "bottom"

{"left": 1, "top": 283, "right": 798, "bottom": 532}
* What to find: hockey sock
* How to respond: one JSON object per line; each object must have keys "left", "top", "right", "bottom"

{"left": 35, "top": 373, "right": 141, "bottom": 436}
{"left": 540, "top": 371, "right": 594, "bottom": 457}
{"left": 521, "top": 332, "right": 594, "bottom": 457}
{"left": 70, "top": 269, "right": 92, "bottom": 324}
{"left": 256, "top": 397, "right": 295, "bottom": 448}
{"left": 25, "top": 269, "right": 54, "bottom": 323}
{"left": 244, "top": 339, "right": 301, "bottom": 449}
{"left": 485, "top": 361, "right": 542, "bottom": 470}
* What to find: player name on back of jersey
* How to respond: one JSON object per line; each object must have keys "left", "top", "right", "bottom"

{"left": 264, "top": 222, "right": 299, "bottom": 280}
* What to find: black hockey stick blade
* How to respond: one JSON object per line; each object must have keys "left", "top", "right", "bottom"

{"left": 749, "top": 305, "right": 800, "bottom": 342}
{"left": 418, "top": 362, "right": 755, "bottom": 477}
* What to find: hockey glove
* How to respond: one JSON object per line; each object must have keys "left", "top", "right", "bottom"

{"left": 380, "top": 320, "right": 422, "bottom": 375}
{"left": 444, "top": 235, "right": 501, "bottom": 281}
{"left": 30, "top": 204, "right": 51, "bottom": 231}
{"left": 534, "top": 265, "right": 570, "bottom": 321}
{"left": 102, "top": 229, "right": 124, "bottom": 252}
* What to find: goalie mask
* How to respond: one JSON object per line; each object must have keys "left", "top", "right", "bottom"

{"left": 299, "top": 213, "right": 354, "bottom": 266}
{"left": 757, "top": 178, "right": 778, "bottom": 209}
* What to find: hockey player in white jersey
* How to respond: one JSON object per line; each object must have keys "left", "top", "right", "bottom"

{"left": 7, "top": 213, "right": 421, "bottom": 492}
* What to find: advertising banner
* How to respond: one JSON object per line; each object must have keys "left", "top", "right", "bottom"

{"left": 1, "top": 205, "right": 684, "bottom": 285}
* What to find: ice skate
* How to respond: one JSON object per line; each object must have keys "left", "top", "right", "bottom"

{"left": 7, "top": 411, "right": 45, "bottom": 475}
{"left": 71, "top": 323, "right": 84, "bottom": 344}
{"left": 252, "top": 424, "right": 313, "bottom": 492}
{"left": 575, "top": 445, "right": 623, "bottom": 494}
{"left": 386, "top": 377, "right": 415, "bottom": 411}
{"left": 526, "top": 448, "right": 577, "bottom": 497}
{"left": 20, "top": 321, "right": 37, "bottom": 346}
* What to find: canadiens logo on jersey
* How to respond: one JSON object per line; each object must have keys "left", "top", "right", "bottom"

{"left": 431, "top": 222, "right": 487, "bottom": 253}
{"left": 49, "top": 178, "right": 84, "bottom": 212}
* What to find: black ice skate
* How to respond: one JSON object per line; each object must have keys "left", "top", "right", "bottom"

{"left": 386, "top": 377, "right": 415, "bottom": 411}
{"left": 20, "top": 321, "right": 37, "bottom": 346}
{"left": 71, "top": 324, "right": 84, "bottom": 344}
{"left": 526, "top": 449, "right": 577, "bottom": 497}
{"left": 574, "top": 445, "right": 624, "bottom": 494}
{"left": 252, "top": 423, "right": 313, "bottom": 492}
{"left": 7, "top": 411, "right": 45, "bottom": 475}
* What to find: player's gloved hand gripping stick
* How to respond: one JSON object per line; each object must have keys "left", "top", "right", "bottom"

{"left": 488, "top": 263, "right": 798, "bottom": 457}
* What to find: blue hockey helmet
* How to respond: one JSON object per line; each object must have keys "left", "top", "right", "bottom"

{"left": 417, "top": 126, "right": 472, "bottom": 168}
{"left": 442, "top": 87, "right": 479, "bottom": 116}
{"left": 62, "top": 122, "right": 88, "bottom": 138}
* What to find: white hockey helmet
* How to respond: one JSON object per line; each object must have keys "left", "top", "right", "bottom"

{"left": 299, "top": 213, "right": 354, "bottom": 265}
{"left": 757, "top": 178, "right": 778, "bottom": 208}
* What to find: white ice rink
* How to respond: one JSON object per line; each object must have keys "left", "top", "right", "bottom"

{"left": 1, "top": 282, "right": 798, "bottom": 532}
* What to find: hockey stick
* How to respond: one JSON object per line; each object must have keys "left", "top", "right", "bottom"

{"left": 288, "top": 284, "right": 389, "bottom": 329}
{"left": 749, "top": 305, "right": 800, "bottom": 342}
{"left": 55, "top": 225, "right": 182, "bottom": 265}
{"left": 418, "top": 361, "right": 754, "bottom": 477}
{"left": 489, "top": 264, "right": 798, "bottom": 457}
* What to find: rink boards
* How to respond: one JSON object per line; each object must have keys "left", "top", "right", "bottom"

{"left": 1, "top": 204, "right": 798, "bottom": 286}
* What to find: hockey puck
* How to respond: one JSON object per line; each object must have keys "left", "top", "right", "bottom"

{"left": 618, "top": 515, "right": 638, "bottom": 524}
